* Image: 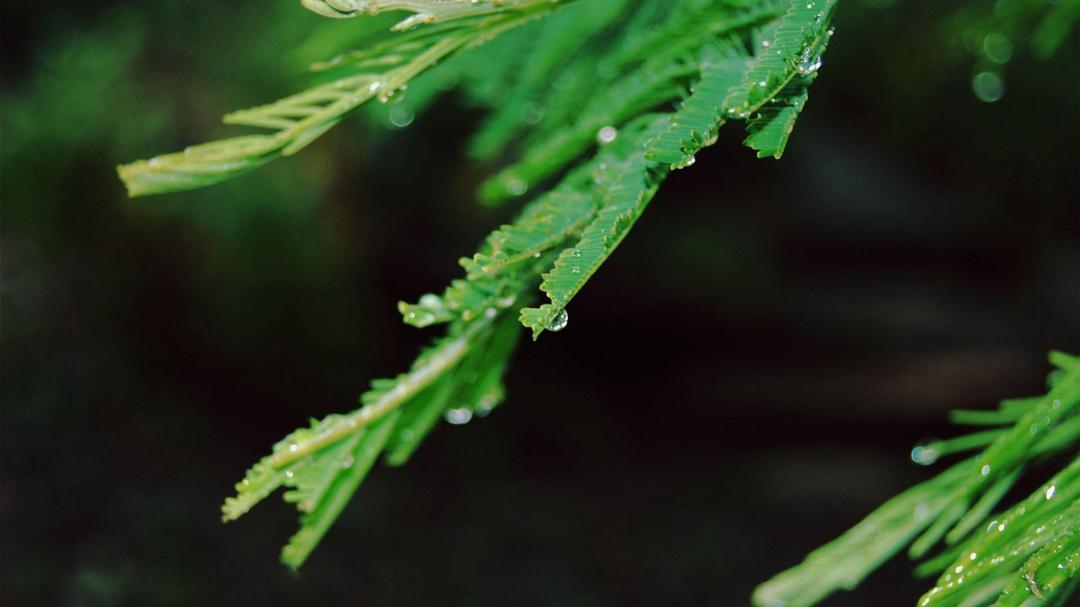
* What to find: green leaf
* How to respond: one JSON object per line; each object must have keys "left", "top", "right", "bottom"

{"left": 520, "top": 115, "right": 669, "bottom": 338}
{"left": 118, "top": 2, "right": 564, "bottom": 196}
{"left": 280, "top": 411, "right": 401, "bottom": 570}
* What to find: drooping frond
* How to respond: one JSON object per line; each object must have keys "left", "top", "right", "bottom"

{"left": 280, "top": 411, "right": 400, "bottom": 570}
{"left": 520, "top": 115, "right": 668, "bottom": 338}
{"left": 724, "top": 0, "right": 836, "bottom": 158}
{"left": 753, "top": 352, "right": 1080, "bottom": 607}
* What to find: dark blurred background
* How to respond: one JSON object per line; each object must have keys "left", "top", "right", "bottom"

{"left": 2, "top": 1, "right": 1077, "bottom": 605}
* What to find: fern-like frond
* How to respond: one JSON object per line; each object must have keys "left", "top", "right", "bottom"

{"left": 722, "top": 0, "right": 836, "bottom": 117}
{"left": 223, "top": 278, "right": 534, "bottom": 567}
{"left": 646, "top": 47, "right": 748, "bottom": 168}
{"left": 280, "top": 411, "right": 400, "bottom": 570}
{"left": 724, "top": 0, "right": 836, "bottom": 160}
{"left": 520, "top": 115, "right": 668, "bottom": 338}
{"left": 753, "top": 352, "right": 1080, "bottom": 607}
{"left": 117, "top": 2, "right": 565, "bottom": 196}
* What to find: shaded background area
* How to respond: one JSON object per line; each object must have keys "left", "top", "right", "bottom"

{"left": 2, "top": 1, "right": 1077, "bottom": 605}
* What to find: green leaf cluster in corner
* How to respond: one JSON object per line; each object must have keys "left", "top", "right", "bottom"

{"left": 753, "top": 352, "right": 1080, "bottom": 607}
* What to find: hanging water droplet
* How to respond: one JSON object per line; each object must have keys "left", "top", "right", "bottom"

{"left": 910, "top": 439, "right": 941, "bottom": 465}
{"left": 475, "top": 394, "right": 498, "bottom": 417}
{"left": 388, "top": 106, "right": 415, "bottom": 128}
{"left": 982, "top": 32, "right": 1013, "bottom": 64}
{"left": 971, "top": 71, "right": 1004, "bottom": 103}
{"left": 546, "top": 309, "right": 569, "bottom": 332}
{"left": 676, "top": 155, "right": 697, "bottom": 168}
{"left": 444, "top": 407, "right": 473, "bottom": 425}
{"left": 797, "top": 48, "right": 823, "bottom": 75}
{"left": 378, "top": 84, "right": 408, "bottom": 104}
{"left": 596, "top": 125, "right": 618, "bottom": 145}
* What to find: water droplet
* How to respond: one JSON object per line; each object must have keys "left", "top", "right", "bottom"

{"left": 980, "top": 464, "right": 992, "bottom": 476}
{"left": 368, "top": 81, "right": 383, "bottom": 93}
{"left": 288, "top": 443, "right": 299, "bottom": 453}
{"left": 285, "top": 470, "right": 295, "bottom": 479}
{"left": 982, "top": 33, "right": 1013, "bottom": 64}
{"left": 761, "top": 39, "right": 772, "bottom": 49}
{"left": 679, "top": 155, "right": 697, "bottom": 168}
{"left": 596, "top": 126, "right": 618, "bottom": 145}
{"left": 475, "top": 394, "right": 498, "bottom": 417}
{"left": 547, "top": 309, "right": 569, "bottom": 332}
{"left": 797, "top": 48, "right": 823, "bottom": 75}
{"left": 495, "top": 295, "right": 516, "bottom": 308}
{"left": 340, "top": 455, "right": 354, "bottom": 469}
{"left": 972, "top": 71, "right": 1004, "bottom": 103}
{"left": 484, "top": 307, "right": 497, "bottom": 319}
{"left": 388, "top": 105, "right": 415, "bottom": 128}
{"left": 444, "top": 407, "right": 473, "bottom": 425}
{"left": 1046, "top": 485, "right": 1056, "bottom": 500}
{"left": 571, "top": 249, "right": 582, "bottom": 257}
{"left": 378, "top": 85, "right": 407, "bottom": 104}
{"left": 910, "top": 439, "right": 940, "bottom": 465}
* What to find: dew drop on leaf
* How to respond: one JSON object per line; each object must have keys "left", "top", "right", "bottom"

{"left": 444, "top": 407, "right": 473, "bottom": 425}
{"left": 546, "top": 309, "right": 569, "bottom": 332}
{"left": 596, "top": 125, "right": 618, "bottom": 145}
{"left": 910, "top": 439, "right": 940, "bottom": 465}
{"left": 971, "top": 71, "right": 1004, "bottom": 103}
